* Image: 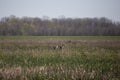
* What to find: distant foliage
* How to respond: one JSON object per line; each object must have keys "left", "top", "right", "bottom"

{"left": 0, "top": 15, "right": 120, "bottom": 36}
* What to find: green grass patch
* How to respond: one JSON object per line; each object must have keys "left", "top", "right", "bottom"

{"left": 0, "top": 36, "right": 120, "bottom": 40}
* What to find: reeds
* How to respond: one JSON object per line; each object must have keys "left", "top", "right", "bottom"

{"left": 0, "top": 64, "right": 118, "bottom": 80}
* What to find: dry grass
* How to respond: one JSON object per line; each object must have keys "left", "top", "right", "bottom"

{"left": 0, "top": 36, "right": 120, "bottom": 80}
{"left": 1, "top": 65, "right": 118, "bottom": 80}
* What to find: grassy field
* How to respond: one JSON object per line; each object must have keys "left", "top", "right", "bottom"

{"left": 0, "top": 36, "right": 120, "bottom": 80}
{"left": 0, "top": 36, "right": 120, "bottom": 40}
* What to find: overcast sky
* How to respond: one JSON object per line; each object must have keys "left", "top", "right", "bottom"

{"left": 0, "top": 0, "right": 120, "bottom": 21}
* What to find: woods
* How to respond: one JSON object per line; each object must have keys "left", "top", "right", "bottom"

{"left": 0, "top": 15, "right": 120, "bottom": 36}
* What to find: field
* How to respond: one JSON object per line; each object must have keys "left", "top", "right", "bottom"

{"left": 0, "top": 36, "right": 120, "bottom": 80}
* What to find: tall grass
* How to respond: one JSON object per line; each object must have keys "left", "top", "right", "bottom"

{"left": 0, "top": 52, "right": 119, "bottom": 80}
{"left": 0, "top": 36, "right": 120, "bottom": 80}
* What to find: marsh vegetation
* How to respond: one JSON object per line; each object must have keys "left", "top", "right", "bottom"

{"left": 0, "top": 36, "right": 120, "bottom": 80}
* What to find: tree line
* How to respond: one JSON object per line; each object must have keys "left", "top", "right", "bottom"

{"left": 0, "top": 15, "right": 120, "bottom": 36}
